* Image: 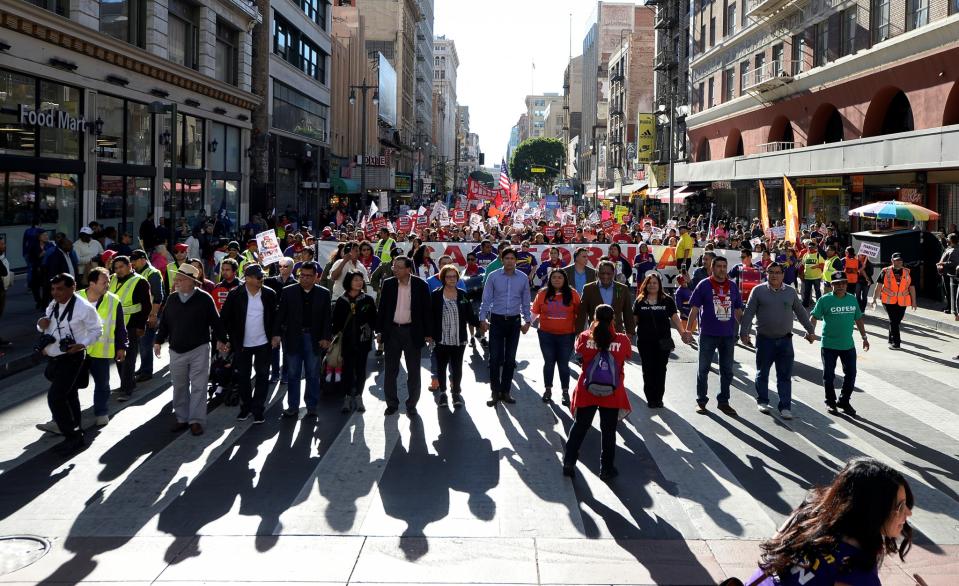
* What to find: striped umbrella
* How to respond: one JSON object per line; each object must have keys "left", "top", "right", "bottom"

{"left": 847, "top": 200, "right": 940, "bottom": 221}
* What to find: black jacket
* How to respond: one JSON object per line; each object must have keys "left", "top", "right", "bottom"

{"left": 332, "top": 292, "right": 377, "bottom": 350}
{"left": 375, "top": 275, "right": 432, "bottom": 347}
{"left": 220, "top": 284, "right": 279, "bottom": 350}
{"left": 156, "top": 289, "right": 227, "bottom": 353}
{"left": 430, "top": 288, "right": 479, "bottom": 345}
{"left": 275, "top": 283, "right": 332, "bottom": 354}
{"left": 264, "top": 275, "right": 298, "bottom": 304}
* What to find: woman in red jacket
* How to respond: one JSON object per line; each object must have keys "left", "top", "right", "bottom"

{"left": 563, "top": 304, "right": 632, "bottom": 481}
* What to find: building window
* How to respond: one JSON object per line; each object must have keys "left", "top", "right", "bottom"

{"left": 791, "top": 34, "right": 805, "bottom": 75}
{"left": 272, "top": 80, "right": 328, "bottom": 141}
{"left": 273, "top": 16, "right": 327, "bottom": 83}
{"left": 814, "top": 21, "right": 828, "bottom": 67}
{"left": 26, "top": 0, "right": 68, "bottom": 16}
{"left": 840, "top": 8, "right": 856, "bottom": 56}
{"left": 772, "top": 43, "right": 783, "bottom": 75}
{"left": 168, "top": 0, "right": 199, "bottom": 70}
{"left": 907, "top": 0, "right": 928, "bottom": 30}
{"left": 725, "top": 2, "right": 736, "bottom": 37}
{"left": 100, "top": 0, "right": 146, "bottom": 48}
{"left": 707, "top": 77, "right": 714, "bottom": 108}
{"left": 700, "top": 23, "right": 706, "bottom": 53}
{"left": 740, "top": 60, "right": 750, "bottom": 92}
{"left": 709, "top": 16, "right": 716, "bottom": 46}
{"left": 872, "top": 0, "right": 890, "bottom": 43}
{"left": 160, "top": 113, "right": 204, "bottom": 169}
{"left": 754, "top": 52, "right": 765, "bottom": 85}
{"left": 274, "top": 17, "right": 292, "bottom": 61}
{"left": 0, "top": 70, "right": 37, "bottom": 157}
{"left": 298, "top": 0, "right": 327, "bottom": 29}
{"left": 215, "top": 19, "right": 239, "bottom": 86}
{"left": 724, "top": 68, "right": 735, "bottom": 102}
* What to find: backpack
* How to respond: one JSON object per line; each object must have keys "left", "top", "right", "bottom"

{"left": 584, "top": 349, "right": 617, "bottom": 397}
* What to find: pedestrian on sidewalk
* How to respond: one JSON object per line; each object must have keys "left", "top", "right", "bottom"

{"left": 376, "top": 256, "right": 432, "bottom": 416}
{"left": 332, "top": 271, "right": 376, "bottom": 413}
{"left": 78, "top": 267, "right": 128, "bottom": 427}
{"left": 0, "top": 237, "right": 11, "bottom": 347}
{"left": 562, "top": 304, "right": 632, "bottom": 481}
{"left": 74, "top": 227, "right": 103, "bottom": 285}
{"left": 479, "top": 247, "right": 532, "bottom": 407}
{"left": 36, "top": 273, "right": 102, "bottom": 455}
{"left": 745, "top": 458, "right": 916, "bottom": 586}
{"left": 811, "top": 275, "right": 869, "bottom": 415}
{"left": 108, "top": 255, "right": 150, "bottom": 402}
{"left": 154, "top": 264, "right": 226, "bottom": 436}
{"left": 264, "top": 257, "right": 297, "bottom": 384}
{"left": 577, "top": 260, "right": 635, "bottom": 335}
{"left": 429, "top": 265, "right": 478, "bottom": 409}
{"left": 871, "top": 253, "right": 917, "bottom": 350}
{"left": 130, "top": 249, "right": 164, "bottom": 383}
{"left": 739, "top": 262, "right": 816, "bottom": 420}
{"left": 220, "top": 264, "right": 279, "bottom": 424}
{"left": 687, "top": 256, "right": 743, "bottom": 416}
{"left": 274, "top": 261, "right": 331, "bottom": 419}
{"left": 533, "top": 268, "right": 581, "bottom": 406}
{"left": 936, "top": 233, "right": 959, "bottom": 318}
{"left": 633, "top": 273, "right": 693, "bottom": 409}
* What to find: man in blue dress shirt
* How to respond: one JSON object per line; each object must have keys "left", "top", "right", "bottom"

{"left": 479, "top": 247, "right": 532, "bottom": 406}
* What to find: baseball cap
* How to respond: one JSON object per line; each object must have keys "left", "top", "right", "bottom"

{"left": 100, "top": 249, "right": 117, "bottom": 265}
{"left": 227, "top": 241, "right": 240, "bottom": 251}
{"left": 891, "top": 252, "right": 903, "bottom": 261}
{"left": 173, "top": 243, "right": 189, "bottom": 253}
{"left": 130, "top": 249, "right": 148, "bottom": 261}
{"left": 243, "top": 264, "right": 264, "bottom": 279}
{"left": 830, "top": 274, "right": 848, "bottom": 284}
{"left": 79, "top": 227, "right": 94, "bottom": 235}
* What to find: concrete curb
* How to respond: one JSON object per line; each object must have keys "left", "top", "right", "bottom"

{"left": 865, "top": 309, "right": 959, "bottom": 336}
{"left": 0, "top": 353, "right": 41, "bottom": 381}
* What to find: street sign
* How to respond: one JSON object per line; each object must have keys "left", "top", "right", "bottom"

{"left": 530, "top": 167, "right": 546, "bottom": 173}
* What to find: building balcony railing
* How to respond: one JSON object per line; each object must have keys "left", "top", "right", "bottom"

{"left": 654, "top": 10, "right": 675, "bottom": 30}
{"left": 654, "top": 52, "right": 676, "bottom": 71}
{"left": 610, "top": 72, "right": 624, "bottom": 83}
{"left": 746, "top": 0, "right": 800, "bottom": 19}
{"left": 755, "top": 141, "right": 796, "bottom": 154}
{"left": 743, "top": 60, "right": 800, "bottom": 93}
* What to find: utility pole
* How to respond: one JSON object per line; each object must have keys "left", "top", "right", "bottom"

{"left": 350, "top": 82, "right": 379, "bottom": 216}
{"left": 453, "top": 134, "right": 460, "bottom": 196}
{"left": 150, "top": 101, "right": 177, "bottom": 247}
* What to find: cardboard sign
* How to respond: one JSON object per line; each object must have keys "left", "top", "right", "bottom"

{"left": 468, "top": 212, "right": 482, "bottom": 228}
{"left": 750, "top": 237, "right": 763, "bottom": 248}
{"left": 563, "top": 225, "right": 576, "bottom": 239}
{"left": 255, "top": 229, "right": 284, "bottom": 266}
{"left": 396, "top": 216, "right": 412, "bottom": 234}
{"left": 545, "top": 226, "right": 556, "bottom": 238}
{"left": 452, "top": 209, "right": 467, "bottom": 225}
{"left": 858, "top": 242, "right": 881, "bottom": 259}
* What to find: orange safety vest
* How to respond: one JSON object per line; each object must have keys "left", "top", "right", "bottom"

{"left": 880, "top": 267, "right": 912, "bottom": 306}
{"left": 844, "top": 255, "right": 860, "bottom": 284}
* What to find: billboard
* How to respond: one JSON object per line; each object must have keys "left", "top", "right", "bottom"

{"left": 636, "top": 113, "right": 655, "bottom": 163}
{"left": 377, "top": 52, "right": 397, "bottom": 128}
{"left": 395, "top": 173, "right": 412, "bottom": 193}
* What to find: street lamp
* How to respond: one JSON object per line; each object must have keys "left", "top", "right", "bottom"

{"left": 149, "top": 100, "right": 177, "bottom": 248}
{"left": 349, "top": 81, "right": 379, "bottom": 215}
{"left": 412, "top": 132, "right": 430, "bottom": 199}
{"left": 657, "top": 101, "right": 689, "bottom": 218}
{"left": 591, "top": 124, "right": 605, "bottom": 210}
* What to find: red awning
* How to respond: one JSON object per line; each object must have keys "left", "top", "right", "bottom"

{"left": 653, "top": 186, "right": 692, "bottom": 204}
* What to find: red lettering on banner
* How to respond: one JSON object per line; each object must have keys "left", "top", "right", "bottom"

{"left": 442, "top": 245, "right": 467, "bottom": 266}
{"left": 657, "top": 247, "right": 676, "bottom": 269}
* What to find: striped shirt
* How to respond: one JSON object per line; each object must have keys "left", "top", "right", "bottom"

{"left": 440, "top": 297, "right": 460, "bottom": 346}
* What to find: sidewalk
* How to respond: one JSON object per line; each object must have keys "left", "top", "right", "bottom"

{"left": 864, "top": 297, "right": 959, "bottom": 337}
{"left": 0, "top": 284, "right": 45, "bottom": 380}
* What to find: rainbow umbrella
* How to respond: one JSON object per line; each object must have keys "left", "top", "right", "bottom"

{"left": 847, "top": 200, "right": 939, "bottom": 221}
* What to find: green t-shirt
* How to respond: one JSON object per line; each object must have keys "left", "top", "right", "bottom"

{"left": 811, "top": 293, "right": 863, "bottom": 351}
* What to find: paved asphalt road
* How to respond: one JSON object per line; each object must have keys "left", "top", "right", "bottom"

{"left": 0, "top": 312, "right": 956, "bottom": 584}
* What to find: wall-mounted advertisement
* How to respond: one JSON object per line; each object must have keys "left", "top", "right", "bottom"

{"left": 377, "top": 53, "right": 397, "bottom": 128}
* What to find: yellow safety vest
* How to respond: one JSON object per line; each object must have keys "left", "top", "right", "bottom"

{"left": 79, "top": 290, "right": 120, "bottom": 359}
{"left": 239, "top": 250, "right": 257, "bottom": 273}
{"left": 374, "top": 238, "right": 395, "bottom": 264}
{"left": 166, "top": 262, "right": 181, "bottom": 295}
{"left": 110, "top": 273, "right": 144, "bottom": 325}
{"left": 822, "top": 255, "right": 842, "bottom": 283}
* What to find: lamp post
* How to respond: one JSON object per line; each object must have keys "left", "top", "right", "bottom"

{"left": 412, "top": 131, "right": 430, "bottom": 199}
{"left": 591, "top": 124, "right": 604, "bottom": 210}
{"left": 149, "top": 101, "right": 177, "bottom": 248}
{"left": 349, "top": 81, "right": 379, "bottom": 216}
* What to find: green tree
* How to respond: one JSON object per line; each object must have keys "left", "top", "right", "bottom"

{"left": 468, "top": 170, "right": 496, "bottom": 188}
{"left": 509, "top": 137, "right": 565, "bottom": 190}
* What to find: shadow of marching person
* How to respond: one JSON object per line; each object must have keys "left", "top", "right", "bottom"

{"left": 432, "top": 404, "right": 499, "bottom": 522}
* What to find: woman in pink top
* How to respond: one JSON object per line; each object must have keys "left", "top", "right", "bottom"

{"left": 563, "top": 304, "right": 632, "bottom": 481}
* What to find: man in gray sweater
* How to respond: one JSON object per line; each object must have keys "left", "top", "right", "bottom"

{"left": 739, "top": 262, "right": 816, "bottom": 420}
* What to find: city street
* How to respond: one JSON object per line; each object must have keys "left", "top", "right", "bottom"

{"left": 0, "top": 312, "right": 956, "bottom": 584}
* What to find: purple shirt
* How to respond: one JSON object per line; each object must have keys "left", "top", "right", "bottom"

{"left": 474, "top": 251, "right": 498, "bottom": 268}
{"left": 690, "top": 276, "right": 743, "bottom": 337}
{"left": 747, "top": 541, "right": 880, "bottom": 586}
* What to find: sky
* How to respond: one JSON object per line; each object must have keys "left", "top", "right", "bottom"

{"left": 434, "top": 0, "right": 597, "bottom": 166}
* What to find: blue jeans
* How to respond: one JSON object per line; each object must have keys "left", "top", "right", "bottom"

{"left": 538, "top": 330, "right": 575, "bottom": 390}
{"left": 755, "top": 334, "right": 794, "bottom": 411}
{"left": 489, "top": 314, "right": 522, "bottom": 395}
{"left": 88, "top": 357, "right": 112, "bottom": 416}
{"left": 286, "top": 334, "right": 320, "bottom": 410}
{"left": 696, "top": 334, "right": 736, "bottom": 406}
{"left": 822, "top": 347, "right": 856, "bottom": 404}
{"left": 271, "top": 344, "right": 287, "bottom": 382}
{"left": 138, "top": 327, "right": 157, "bottom": 376}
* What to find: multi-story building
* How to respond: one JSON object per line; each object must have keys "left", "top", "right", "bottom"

{"left": 525, "top": 93, "right": 564, "bottom": 140}
{"left": 0, "top": 0, "right": 260, "bottom": 268}
{"left": 432, "top": 36, "right": 458, "bottom": 162}
{"left": 516, "top": 113, "right": 530, "bottom": 144}
{"left": 252, "top": 0, "right": 332, "bottom": 220}
{"left": 564, "top": 55, "right": 584, "bottom": 188}
{"left": 414, "top": 0, "right": 434, "bottom": 165}
{"left": 544, "top": 101, "right": 566, "bottom": 141}
{"left": 506, "top": 124, "right": 521, "bottom": 165}
{"left": 607, "top": 13, "right": 655, "bottom": 195}
{"left": 675, "top": 0, "right": 959, "bottom": 233}
{"left": 581, "top": 1, "right": 650, "bottom": 196}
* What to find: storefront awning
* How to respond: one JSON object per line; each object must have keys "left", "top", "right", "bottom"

{"left": 650, "top": 186, "right": 692, "bottom": 204}
{"left": 332, "top": 177, "right": 361, "bottom": 195}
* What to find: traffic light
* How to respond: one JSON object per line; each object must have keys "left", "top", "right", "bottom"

{"left": 479, "top": 152, "right": 485, "bottom": 166}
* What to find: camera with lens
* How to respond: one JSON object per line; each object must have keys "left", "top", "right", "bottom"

{"left": 59, "top": 335, "right": 76, "bottom": 353}
{"left": 33, "top": 334, "right": 57, "bottom": 357}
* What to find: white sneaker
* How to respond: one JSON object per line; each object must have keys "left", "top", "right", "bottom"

{"left": 95, "top": 415, "right": 110, "bottom": 427}
{"left": 757, "top": 404, "right": 770, "bottom": 414}
{"left": 36, "top": 422, "right": 62, "bottom": 435}
{"left": 779, "top": 409, "right": 794, "bottom": 420}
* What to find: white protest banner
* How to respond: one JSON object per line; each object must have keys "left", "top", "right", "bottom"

{"left": 857, "top": 242, "right": 881, "bottom": 259}
{"left": 771, "top": 225, "right": 787, "bottom": 239}
{"left": 255, "top": 229, "right": 284, "bottom": 266}
{"left": 750, "top": 237, "right": 763, "bottom": 248}
{"left": 469, "top": 213, "right": 482, "bottom": 229}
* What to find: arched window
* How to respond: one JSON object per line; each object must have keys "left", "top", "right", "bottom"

{"left": 724, "top": 129, "right": 744, "bottom": 158}
{"left": 807, "top": 104, "right": 845, "bottom": 145}
{"left": 697, "top": 137, "right": 712, "bottom": 162}
{"left": 863, "top": 87, "right": 914, "bottom": 137}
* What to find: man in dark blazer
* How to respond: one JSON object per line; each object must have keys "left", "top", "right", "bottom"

{"left": 220, "top": 264, "right": 278, "bottom": 423}
{"left": 577, "top": 259, "right": 636, "bottom": 335}
{"left": 376, "top": 256, "right": 432, "bottom": 416}
{"left": 43, "top": 234, "right": 79, "bottom": 305}
{"left": 562, "top": 247, "right": 597, "bottom": 295}
{"left": 272, "top": 261, "right": 331, "bottom": 418}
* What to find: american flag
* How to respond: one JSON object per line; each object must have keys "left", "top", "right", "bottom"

{"left": 499, "top": 158, "right": 511, "bottom": 191}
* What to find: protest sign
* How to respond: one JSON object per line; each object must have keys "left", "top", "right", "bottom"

{"left": 255, "top": 229, "right": 284, "bottom": 266}
{"left": 858, "top": 242, "right": 881, "bottom": 259}
{"left": 563, "top": 225, "right": 576, "bottom": 239}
